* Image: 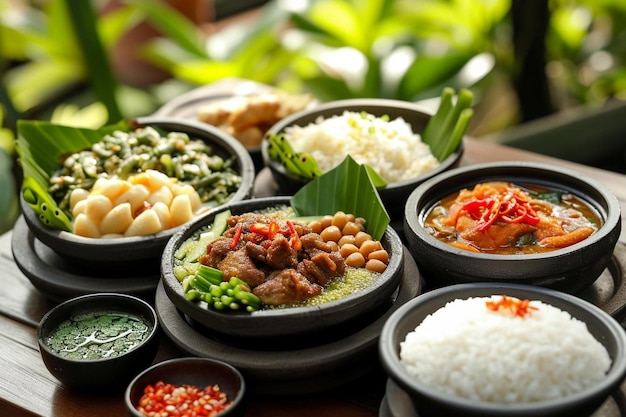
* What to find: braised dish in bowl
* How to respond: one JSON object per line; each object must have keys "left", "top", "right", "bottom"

{"left": 261, "top": 90, "right": 471, "bottom": 219}
{"left": 17, "top": 116, "right": 255, "bottom": 268}
{"left": 379, "top": 283, "right": 626, "bottom": 417}
{"left": 404, "top": 161, "right": 621, "bottom": 293}
{"left": 161, "top": 195, "right": 404, "bottom": 339}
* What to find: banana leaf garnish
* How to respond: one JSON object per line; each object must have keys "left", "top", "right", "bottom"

{"left": 15, "top": 119, "right": 130, "bottom": 230}
{"left": 291, "top": 155, "right": 390, "bottom": 241}
{"left": 422, "top": 87, "right": 474, "bottom": 162}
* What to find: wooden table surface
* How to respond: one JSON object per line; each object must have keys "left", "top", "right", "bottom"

{"left": 1, "top": 137, "right": 625, "bottom": 417}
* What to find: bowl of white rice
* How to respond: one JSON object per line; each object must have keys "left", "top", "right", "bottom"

{"left": 379, "top": 283, "right": 626, "bottom": 417}
{"left": 261, "top": 99, "right": 464, "bottom": 220}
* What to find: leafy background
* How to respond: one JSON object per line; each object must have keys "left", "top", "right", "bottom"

{"left": 1, "top": 0, "right": 625, "bottom": 234}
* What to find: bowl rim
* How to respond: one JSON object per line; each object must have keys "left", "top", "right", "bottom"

{"left": 404, "top": 160, "right": 622, "bottom": 261}
{"left": 124, "top": 357, "right": 246, "bottom": 414}
{"left": 260, "top": 97, "right": 465, "bottom": 191}
{"left": 379, "top": 282, "right": 626, "bottom": 415}
{"left": 160, "top": 195, "right": 404, "bottom": 338}
{"left": 21, "top": 116, "right": 256, "bottom": 246}
{"left": 37, "top": 292, "right": 159, "bottom": 363}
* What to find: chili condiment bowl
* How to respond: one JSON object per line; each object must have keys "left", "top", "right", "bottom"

{"left": 260, "top": 98, "right": 464, "bottom": 221}
{"left": 37, "top": 293, "right": 160, "bottom": 391}
{"left": 379, "top": 282, "right": 626, "bottom": 417}
{"left": 160, "top": 196, "right": 405, "bottom": 341}
{"left": 403, "top": 161, "right": 621, "bottom": 293}
{"left": 125, "top": 357, "right": 245, "bottom": 417}
{"left": 19, "top": 116, "right": 256, "bottom": 272}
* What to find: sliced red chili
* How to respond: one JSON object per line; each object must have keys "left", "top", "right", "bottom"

{"left": 230, "top": 224, "right": 244, "bottom": 249}
{"left": 461, "top": 188, "right": 541, "bottom": 232}
{"left": 286, "top": 220, "right": 302, "bottom": 250}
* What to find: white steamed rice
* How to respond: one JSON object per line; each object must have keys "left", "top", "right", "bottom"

{"left": 283, "top": 111, "right": 439, "bottom": 183}
{"left": 399, "top": 295, "right": 611, "bottom": 404}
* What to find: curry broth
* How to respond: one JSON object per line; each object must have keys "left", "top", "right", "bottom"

{"left": 424, "top": 182, "right": 602, "bottom": 254}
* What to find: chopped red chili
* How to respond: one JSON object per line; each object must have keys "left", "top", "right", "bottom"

{"left": 248, "top": 220, "right": 301, "bottom": 249}
{"left": 461, "top": 188, "right": 540, "bottom": 232}
{"left": 485, "top": 295, "right": 538, "bottom": 317}
{"left": 230, "top": 224, "right": 244, "bottom": 249}
{"left": 135, "top": 380, "right": 233, "bottom": 417}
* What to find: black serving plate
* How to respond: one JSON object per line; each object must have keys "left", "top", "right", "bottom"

{"left": 155, "top": 247, "right": 421, "bottom": 396}
{"left": 11, "top": 216, "right": 159, "bottom": 303}
{"left": 379, "top": 379, "right": 626, "bottom": 417}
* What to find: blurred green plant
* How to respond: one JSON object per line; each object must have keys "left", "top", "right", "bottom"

{"left": 0, "top": 106, "right": 18, "bottom": 235}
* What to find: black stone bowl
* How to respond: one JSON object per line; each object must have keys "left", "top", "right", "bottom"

{"left": 20, "top": 116, "right": 256, "bottom": 270}
{"left": 379, "top": 283, "right": 626, "bottom": 417}
{"left": 125, "top": 357, "right": 245, "bottom": 417}
{"left": 38, "top": 293, "right": 159, "bottom": 391}
{"left": 260, "top": 98, "right": 464, "bottom": 220}
{"left": 404, "top": 161, "right": 621, "bottom": 293}
{"left": 160, "top": 196, "right": 405, "bottom": 339}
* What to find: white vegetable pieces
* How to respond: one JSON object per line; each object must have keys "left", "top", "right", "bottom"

{"left": 70, "top": 170, "right": 201, "bottom": 238}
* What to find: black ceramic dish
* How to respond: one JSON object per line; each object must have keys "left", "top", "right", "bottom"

{"left": 160, "top": 196, "right": 405, "bottom": 340}
{"left": 125, "top": 357, "right": 245, "bottom": 417}
{"left": 379, "top": 283, "right": 626, "bottom": 417}
{"left": 155, "top": 247, "right": 421, "bottom": 395}
{"left": 260, "top": 98, "right": 464, "bottom": 220}
{"left": 404, "top": 161, "right": 622, "bottom": 293}
{"left": 11, "top": 216, "right": 158, "bottom": 302}
{"left": 38, "top": 293, "right": 159, "bottom": 391}
{"left": 20, "top": 116, "right": 255, "bottom": 270}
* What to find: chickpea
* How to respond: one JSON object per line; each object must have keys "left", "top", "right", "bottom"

{"left": 359, "top": 240, "right": 382, "bottom": 257}
{"left": 339, "top": 243, "right": 359, "bottom": 258}
{"left": 342, "top": 221, "right": 362, "bottom": 236}
{"left": 338, "top": 234, "right": 356, "bottom": 247}
{"left": 366, "top": 259, "right": 387, "bottom": 273}
{"left": 345, "top": 252, "right": 366, "bottom": 268}
{"left": 327, "top": 241, "right": 339, "bottom": 252}
{"left": 320, "top": 215, "right": 334, "bottom": 229}
{"left": 320, "top": 225, "right": 342, "bottom": 242}
{"left": 354, "top": 231, "right": 373, "bottom": 247}
{"left": 308, "top": 220, "right": 323, "bottom": 234}
{"left": 346, "top": 213, "right": 356, "bottom": 223}
{"left": 368, "top": 249, "right": 389, "bottom": 264}
{"left": 331, "top": 211, "right": 349, "bottom": 230}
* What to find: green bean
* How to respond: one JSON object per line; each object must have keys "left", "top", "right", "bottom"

{"left": 196, "top": 264, "right": 224, "bottom": 286}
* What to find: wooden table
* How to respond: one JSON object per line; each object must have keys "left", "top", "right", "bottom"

{"left": 1, "top": 137, "right": 625, "bottom": 417}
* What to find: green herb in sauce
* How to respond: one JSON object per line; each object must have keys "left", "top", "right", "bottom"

{"left": 45, "top": 311, "right": 151, "bottom": 360}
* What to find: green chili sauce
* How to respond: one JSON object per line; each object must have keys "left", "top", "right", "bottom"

{"left": 45, "top": 311, "right": 152, "bottom": 360}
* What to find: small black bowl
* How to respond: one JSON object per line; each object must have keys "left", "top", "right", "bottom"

{"left": 38, "top": 293, "right": 159, "bottom": 391}
{"left": 404, "top": 161, "right": 621, "bottom": 293}
{"left": 379, "top": 283, "right": 626, "bottom": 417}
{"left": 160, "top": 196, "right": 404, "bottom": 339}
{"left": 125, "top": 357, "right": 245, "bottom": 417}
{"left": 261, "top": 98, "right": 464, "bottom": 220}
{"left": 20, "top": 116, "right": 255, "bottom": 270}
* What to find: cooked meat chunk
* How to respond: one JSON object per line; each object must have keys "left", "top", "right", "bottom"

{"left": 300, "top": 233, "right": 335, "bottom": 255}
{"left": 266, "top": 235, "right": 298, "bottom": 269}
{"left": 253, "top": 269, "right": 322, "bottom": 305}
{"left": 297, "top": 251, "right": 345, "bottom": 286}
{"left": 218, "top": 249, "right": 266, "bottom": 287}
{"left": 199, "top": 237, "right": 232, "bottom": 267}
{"left": 245, "top": 241, "right": 267, "bottom": 263}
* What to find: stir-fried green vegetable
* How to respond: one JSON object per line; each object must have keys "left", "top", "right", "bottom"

{"left": 49, "top": 126, "right": 242, "bottom": 212}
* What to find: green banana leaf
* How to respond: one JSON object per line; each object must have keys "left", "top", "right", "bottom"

{"left": 291, "top": 155, "right": 390, "bottom": 241}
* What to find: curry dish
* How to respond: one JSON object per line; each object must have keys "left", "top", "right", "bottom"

{"left": 424, "top": 181, "right": 600, "bottom": 254}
